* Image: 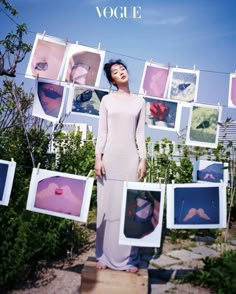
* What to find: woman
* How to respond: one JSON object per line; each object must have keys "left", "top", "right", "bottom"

{"left": 94, "top": 59, "right": 146, "bottom": 272}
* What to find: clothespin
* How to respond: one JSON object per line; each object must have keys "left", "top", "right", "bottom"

{"left": 86, "top": 169, "right": 93, "bottom": 180}
{"left": 149, "top": 58, "right": 153, "bottom": 65}
{"left": 36, "top": 73, "right": 39, "bottom": 80}
{"left": 193, "top": 64, "right": 196, "bottom": 71}
{"left": 159, "top": 177, "right": 162, "bottom": 189}
{"left": 143, "top": 177, "right": 147, "bottom": 184}
{"left": 11, "top": 158, "right": 14, "bottom": 162}
{"left": 42, "top": 30, "right": 46, "bottom": 39}
{"left": 65, "top": 37, "right": 68, "bottom": 45}
{"left": 172, "top": 179, "right": 175, "bottom": 187}
{"left": 75, "top": 41, "right": 79, "bottom": 46}
{"left": 37, "top": 163, "right": 41, "bottom": 175}
{"left": 97, "top": 42, "right": 101, "bottom": 52}
{"left": 175, "top": 65, "right": 178, "bottom": 69}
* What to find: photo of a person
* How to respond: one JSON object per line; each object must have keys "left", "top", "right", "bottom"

{"left": 196, "top": 160, "right": 228, "bottom": 183}
{"left": 26, "top": 168, "right": 94, "bottom": 222}
{"left": 35, "top": 176, "right": 85, "bottom": 216}
{"left": 26, "top": 34, "right": 67, "bottom": 80}
{"left": 228, "top": 73, "right": 236, "bottom": 108}
{"left": 174, "top": 186, "right": 220, "bottom": 225}
{"left": 119, "top": 182, "right": 165, "bottom": 248}
{"left": 72, "top": 87, "right": 108, "bottom": 117}
{"left": 63, "top": 44, "right": 105, "bottom": 87}
{"left": 37, "top": 81, "right": 64, "bottom": 117}
{"left": 167, "top": 183, "right": 227, "bottom": 229}
{"left": 145, "top": 97, "right": 181, "bottom": 131}
{"left": 0, "top": 160, "right": 16, "bottom": 206}
{"left": 0, "top": 163, "right": 8, "bottom": 202}
{"left": 140, "top": 63, "right": 169, "bottom": 98}
{"left": 124, "top": 189, "right": 160, "bottom": 239}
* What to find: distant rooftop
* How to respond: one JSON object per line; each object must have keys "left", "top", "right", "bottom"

{"left": 218, "top": 120, "right": 236, "bottom": 147}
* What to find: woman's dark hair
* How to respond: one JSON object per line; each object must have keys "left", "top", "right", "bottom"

{"left": 103, "top": 59, "right": 128, "bottom": 88}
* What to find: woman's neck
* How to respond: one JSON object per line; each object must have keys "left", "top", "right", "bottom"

{"left": 116, "top": 85, "right": 130, "bottom": 95}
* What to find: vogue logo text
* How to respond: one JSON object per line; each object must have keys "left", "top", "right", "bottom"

{"left": 96, "top": 6, "right": 142, "bottom": 19}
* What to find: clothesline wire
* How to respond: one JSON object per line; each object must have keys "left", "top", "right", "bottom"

{"left": 9, "top": 70, "right": 235, "bottom": 110}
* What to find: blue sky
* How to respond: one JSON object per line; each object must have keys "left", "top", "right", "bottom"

{"left": 1, "top": 0, "right": 236, "bottom": 142}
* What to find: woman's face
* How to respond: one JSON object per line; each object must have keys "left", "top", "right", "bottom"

{"left": 38, "top": 83, "right": 63, "bottom": 117}
{"left": 110, "top": 64, "right": 129, "bottom": 87}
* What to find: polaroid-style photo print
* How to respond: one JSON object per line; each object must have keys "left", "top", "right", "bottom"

{"left": 144, "top": 96, "right": 181, "bottom": 132}
{"left": 139, "top": 62, "right": 170, "bottom": 98}
{"left": 0, "top": 159, "right": 16, "bottom": 206}
{"left": 166, "top": 182, "right": 227, "bottom": 229}
{"left": 33, "top": 79, "right": 67, "bottom": 122}
{"left": 228, "top": 73, "right": 236, "bottom": 108}
{"left": 25, "top": 33, "right": 67, "bottom": 80}
{"left": 119, "top": 181, "right": 165, "bottom": 247}
{"left": 167, "top": 67, "right": 200, "bottom": 104}
{"left": 26, "top": 168, "right": 94, "bottom": 222}
{"left": 68, "top": 85, "right": 108, "bottom": 117}
{"left": 62, "top": 43, "right": 105, "bottom": 87}
{"left": 192, "top": 159, "right": 229, "bottom": 184}
{"left": 185, "top": 103, "right": 222, "bottom": 148}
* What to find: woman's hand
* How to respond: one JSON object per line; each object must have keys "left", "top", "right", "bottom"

{"left": 94, "top": 155, "right": 106, "bottom": 177}
{"left": 137, "top": 158, "right": 146, "bottom": 180}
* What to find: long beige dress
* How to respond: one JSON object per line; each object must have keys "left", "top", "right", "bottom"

{"left": 95, "top": 92, "right": 146, "bottom": 270}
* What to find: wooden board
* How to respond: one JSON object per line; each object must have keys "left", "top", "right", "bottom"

{"left": 80, "top": 257, "right": 148, "bottom": 294}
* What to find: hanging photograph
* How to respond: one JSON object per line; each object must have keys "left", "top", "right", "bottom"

{"left": 33, "top": 79, "right": 67, "bottom": 123}
{"left": 228, "top": 73, "right": 236, "bottom": 108}
{"left": 62, "top": 44, "right": 105, "bottom": 87}
{"left": 68, "top": 85, "right": 108, "bottom": 117}
{"left": 25, "top": 33, "right": 67, "bottom": 80}
{"left": 192, "top": 159, "right": 229, "bottom": 184}
{"left": 119, "top": 181, "right": 165, "bottom": 247}
{"left": 139, "top": 62, "right": 170, "bottom": 98}
{"left": 0, "top": 159, "right": 16, "bottom": 206}
{"left": 144, "top": 96, "right": 181, "bottom": 132}
{"left": 167, "top": 67, "right": 200, "bottom": 104}
{"left": 185, "top": 103, "right": 222, "bottom": 148}
{"left": 26, "top": 168, "right": 94, "bottom": 222}
{"left": 166, "top": 182, "right": 227, "bottom": 229}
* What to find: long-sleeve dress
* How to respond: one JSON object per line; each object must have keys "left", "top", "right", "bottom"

{"left": 95, "top": 92, "right": 146, "bottom": 270}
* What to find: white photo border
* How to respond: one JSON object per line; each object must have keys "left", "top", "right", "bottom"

{"left": 0, "top": 159, "right": 16, "bottom": 206}
{"left": 228, "top": 73, "right": 236, "bottom": 108}
{"left": 25, "top": 33, "right": 68, "bottom": 80}
{"left": 33, "top": 78, "right": 67, "bottom": 123}
{"left": 185, "top": 103, "right": 222, "bottom": 148}
{"left": 61, "top": 43, "right": 106, "bottom": 87}
{"left": 166, "top": 182, "right": 227, "bottom": 229}
{"left": 119, "top": 181, "right": 165, "bottom": 247}
{"left": 26, "top": 168, "right": 94, "bottom": 222}
{"left": 167, "top": 67, "right": 200, "bottom": 106}
{"left": 144, "top": 96, "right": 182, "bottom": 132}
{"left": 139, "top": 62, "right": 170, "bottom": 98}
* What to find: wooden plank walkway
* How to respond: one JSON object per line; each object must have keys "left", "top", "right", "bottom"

{"left": 80, "top": 257, "right": 148, "bottom": 294}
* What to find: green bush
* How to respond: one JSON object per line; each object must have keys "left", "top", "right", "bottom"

{"left": 182, "top": 250, "right": 236, "bottom": 293}
{"left": 0, "top": 125, "right": 92, "bottom": 289}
